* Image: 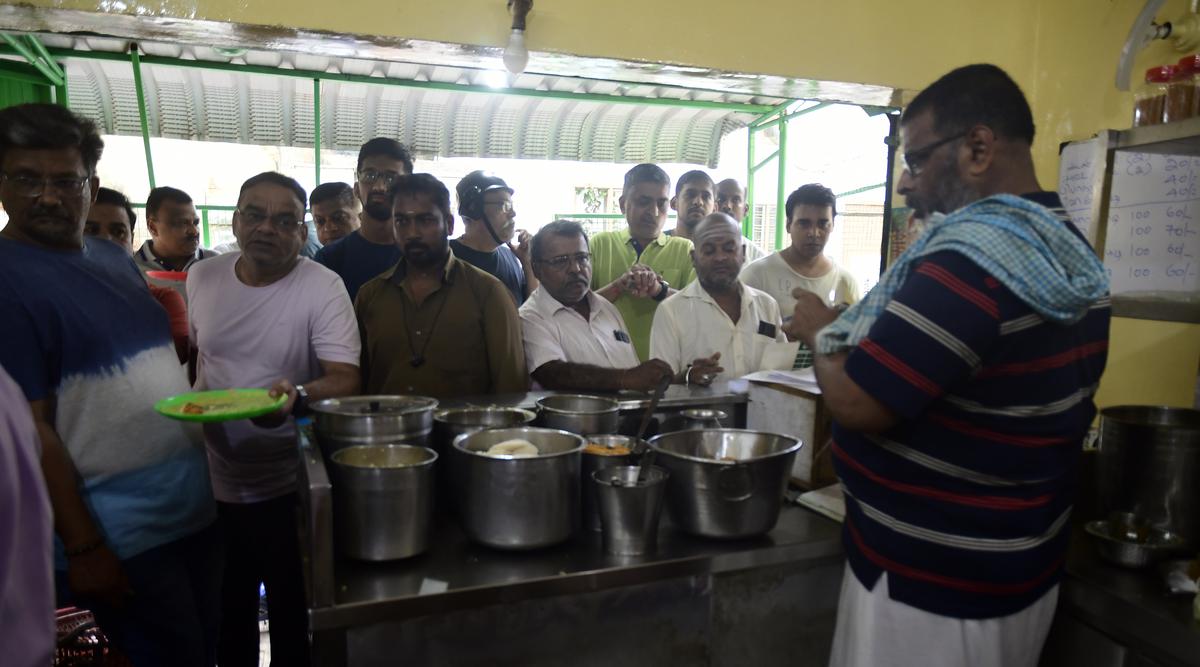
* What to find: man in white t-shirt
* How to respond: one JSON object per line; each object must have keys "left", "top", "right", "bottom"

{"left": 520, "top": 220, "right": 674, "bottom": 392}
{"left": 651, "top": 213, "right": 796, "bottom": 385}
{"left": 187, "top": 172, "right": 360, "bottom": 667}
{"left": 740, "top": 183, "right": 860, "bottom": 367}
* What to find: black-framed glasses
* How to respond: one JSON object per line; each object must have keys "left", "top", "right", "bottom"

{"left": 901, "top": 131, "right": 967, "bottom": 177}
{"left": 536, "top": 252, "right": 591, "bottom": 270}
{"left": 0, "top": 173, "right": 89, "bottom": 198}
{"left": 236, "top": 207, "right": 303, "bottom": 232}
{"left": 357, "top": 169, "right": 402, "bottom": 188}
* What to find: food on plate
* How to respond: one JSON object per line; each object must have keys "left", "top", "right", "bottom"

{"left": 485, "top": 439, "right": 539, "bottom": 457}
{"left": 180, "top": 400, "right": 237, "bottom": 415}
{"left": 584, "top": 442, "right": 631, "bottom": 456}
{"left": 182, "top": 402, "right": 206, "bottom": 415}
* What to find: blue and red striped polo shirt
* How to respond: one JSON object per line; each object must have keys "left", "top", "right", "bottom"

{"left": 835, "top": 192, "right": 1111, "bottom": 619}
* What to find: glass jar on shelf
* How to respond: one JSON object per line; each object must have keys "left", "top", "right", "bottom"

{"left": 1166, "top": 55, "right": 1200, "bottom": 123}
{"left": 1133, "top": 65, "right": 1173, "bottom": 127}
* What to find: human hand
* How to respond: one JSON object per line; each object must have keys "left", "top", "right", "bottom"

{"left": 251, "top": 379, "right": 296, "bottom": 428}
{"left": 511, "top": 230, "right": 532, "bottom": 266}
{"left": 786, "top": 290, "right": 840, "bottom": 348}
{"left": 68, "top": 544, "right": 133, "bottom": 609}
{"left": 622, "top": 264, "right": 661, "bottom": 298}
{"left": 621, "top": 359, "right": 675, "bottom": 392}
{"left": 684, "top": 352, "right": 723, "bottom": 387}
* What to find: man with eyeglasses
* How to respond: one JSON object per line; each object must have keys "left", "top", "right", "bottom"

{"left": 650, "top": 213, "right": 793, "bottom": 386}
{"left": 519, "top": 220, "right": 674, "bottom": 392}
{"left": 187, "top": 171, "right": 360, "bottom": 667}
{"left": 356, "top": 174, "right": 526, "bottom": 399}
{"left": 451, "top": 171, "right": 536, "bottom": 305}
{"left": 741, "top": 183, "right": 860, "bottom": 368}
{"left": 0, "top": 103, "right": 219, "bottom": 666}
{"left": 590, "top": 163, "right": 697, "bottom": 362}
{"left": 135, "top": 185, "right": 218, "bottom": 278}
{"left": 310, "top": 181, "right": 361, "bottom": 246}
{"left": 315, "top": 137, "right": 414, "bottom": 300}
{"left": 788, "top": 65, "right": 1110, "bottom": 667}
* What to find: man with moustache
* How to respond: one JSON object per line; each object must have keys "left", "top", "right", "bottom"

{"left": 788, "top": 65, "right": 1110, "bottom": 667}
{"left": 187, "top": 172, "right": 360, "bottom": 667}
{"left": 0, "top": 103, "right": 218, "bottom": 667}
{"left": 356, "top": 174, "right": 526, "bottom": 399}
{"left": 650, "top": 213, "right": 792, "bottom": 386}
{"left": 310, "top": 181, "right": 361, "bottom": 247}
{"left": 135, "top": 186, "right": 217, "bottom": 273}
{"left": 451, "top": 171, "right": 537, "bottom": 304}
{"left": 590, "top": 163, "right": 697, "bottom": 361}
{"left": 520, "top": 220, "right": 674, "bottom": 392}
{"left": 667, "top": 170, "right": 715, "bottom": 240}
{"left": 316, "top": 137, "right": 414, "bottom": 300}
{"left": 715, "top": 177, "right": 766, "bottom": 261}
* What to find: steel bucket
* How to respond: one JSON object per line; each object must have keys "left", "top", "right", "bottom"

{"left": 311, "top": 395, "right": 438, "bottom": 459}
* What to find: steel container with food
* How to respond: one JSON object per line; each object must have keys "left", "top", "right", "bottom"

{"left": 329, "top": 444, "right": 437, "bottom": 561}
{"left": 311, "top": 395, "right": 438, "bottom": 459}
{"left": 535, "top": 394, "right": 620, "bottom": 436}
{"left": 648, "top": 429, "right": 802, "bottom": 539}
{"left": 434, "top": 407, "right": 538, "bottom": 511}
{"left": 580, "top": 435, "right": 645, "bottom": 532}
{"left": 454, "top": 427, "right": 585, "bottom": 550}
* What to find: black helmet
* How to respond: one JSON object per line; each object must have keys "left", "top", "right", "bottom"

{"left": 456, "top": 170, "right": 513, "bottom": 220}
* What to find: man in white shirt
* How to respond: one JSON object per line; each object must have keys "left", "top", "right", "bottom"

{"left": 651, "top": 213, "right": 796, "bottom": 385}
{"left": 741, "top": 183, "right": 860, "bottom": 312}
{"left": 520, "top": 220, "right": 674, "bottom": 392}
{"left": 187, "top": 172, "right": 360, "bottom": 667}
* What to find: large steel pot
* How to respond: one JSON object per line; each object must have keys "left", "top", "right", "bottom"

{"left": 311, "top": 395, "right": 438, "bottom": 458}
{"left": 1097, "top": 406, "right": 1200, "bottom": 548}
{"left": 649, "top": 429, "right": 802, "bottom": 539}
{"left": 329, "top": 445, "right": 436, "bottom": 561}
{"left": 454, "top": 427, "right": 585, "bottom": 550}
{"left": 434, "top": 407, "right": 538, "bottom": 510}
{"left": 536, "top": 394, "right": 620, "bottom": 436}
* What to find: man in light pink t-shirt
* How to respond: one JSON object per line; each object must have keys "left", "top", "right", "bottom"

{"left": 187, "top": 172, "right": 360, "bottom": 667}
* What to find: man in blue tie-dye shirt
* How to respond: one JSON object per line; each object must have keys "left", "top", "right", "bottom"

{"left": 0, "top": 103, "right": 219, "bottom": 667}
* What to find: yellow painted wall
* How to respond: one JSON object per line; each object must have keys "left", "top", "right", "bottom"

{"left": 12, "top": 0, "right": 1200, "bottom": 407}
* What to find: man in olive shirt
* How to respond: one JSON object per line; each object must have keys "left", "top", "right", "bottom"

{"left": 356, "top": 174, "right": 527, "bottom": 399}
{"left": 590, "top": 163, "right": 697, "bottom": 361}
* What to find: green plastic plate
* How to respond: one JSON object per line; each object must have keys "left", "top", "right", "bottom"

{"left": 154, "top": 388, "right": 287, "bottom": 423}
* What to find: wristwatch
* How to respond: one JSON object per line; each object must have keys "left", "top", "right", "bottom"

{"left": 292, "top": 384, "right": 311, "bottom": 418}
{"left": 653, "top": 279, "right": 670, "bottom": 302}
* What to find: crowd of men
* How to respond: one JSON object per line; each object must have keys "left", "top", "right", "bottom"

{"left": 0, "top": 62, "right": 1110, "bottom": 667}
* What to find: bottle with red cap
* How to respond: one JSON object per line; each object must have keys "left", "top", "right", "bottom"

{"left": 1134, "top": 65, "right": 1174, "bottom": 127}
{"left": 1177, "top": 54, "right": 1200, "bottom": 121}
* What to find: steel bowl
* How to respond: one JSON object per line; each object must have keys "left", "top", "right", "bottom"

{"left": 536, "top": 394, "right": 620, "bottom": 436}
{"left": 649, "top": 429, "right": 803, "bottom": 539}
{"left": 329, "top": 445, "right": 437, "bottom": 561}
{"left": 1085, "top": 513, "right": 1187, "bottom": 569}
{"left": 312, "top": 395, "right": 438, "bottom": 459}
{"left": 454, "top": 427, "right": 585, "bottom": 550}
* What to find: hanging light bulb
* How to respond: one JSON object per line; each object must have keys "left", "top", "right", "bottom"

{"left": 503, "top": 29, "right": 528, "bottom": 75}
{"left": 503, "top": 0, "right": 533, "bottom": 75}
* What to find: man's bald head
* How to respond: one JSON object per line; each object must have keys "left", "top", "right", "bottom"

{"left": 715, "top": 179, "right": 747, "bottom": 221}
{"left": 691, "top": 212, "right": 745, "bottom": 293}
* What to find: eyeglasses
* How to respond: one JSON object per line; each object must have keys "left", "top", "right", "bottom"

{"left": 901, "top": 131, "right": 967, "bottom": 177}
{"left": 236, "top": 207, "right": 303, "bottom": 232}
{"left": 0, "top": 173, "right": 89, "bottom": 198}
{"left": 358, "top": 170, "right": 402, "bottom": 188}
{"left": 484, "top": 201, "right": 515, "bottom": 214}
{"left": 536, "top": 252, "right": 591, "bottom": 271}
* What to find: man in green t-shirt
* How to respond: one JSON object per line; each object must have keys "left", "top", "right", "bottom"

{"left": 590, "top": 164, "right": 697, "bottom": 360}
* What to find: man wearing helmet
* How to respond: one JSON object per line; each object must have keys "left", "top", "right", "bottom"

{"left": 451, "top": 171, "right": 536, "bottom": 305}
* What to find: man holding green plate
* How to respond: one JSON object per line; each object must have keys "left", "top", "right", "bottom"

{"left": 187, "top": 171, "right": 360, "bottom": 666}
